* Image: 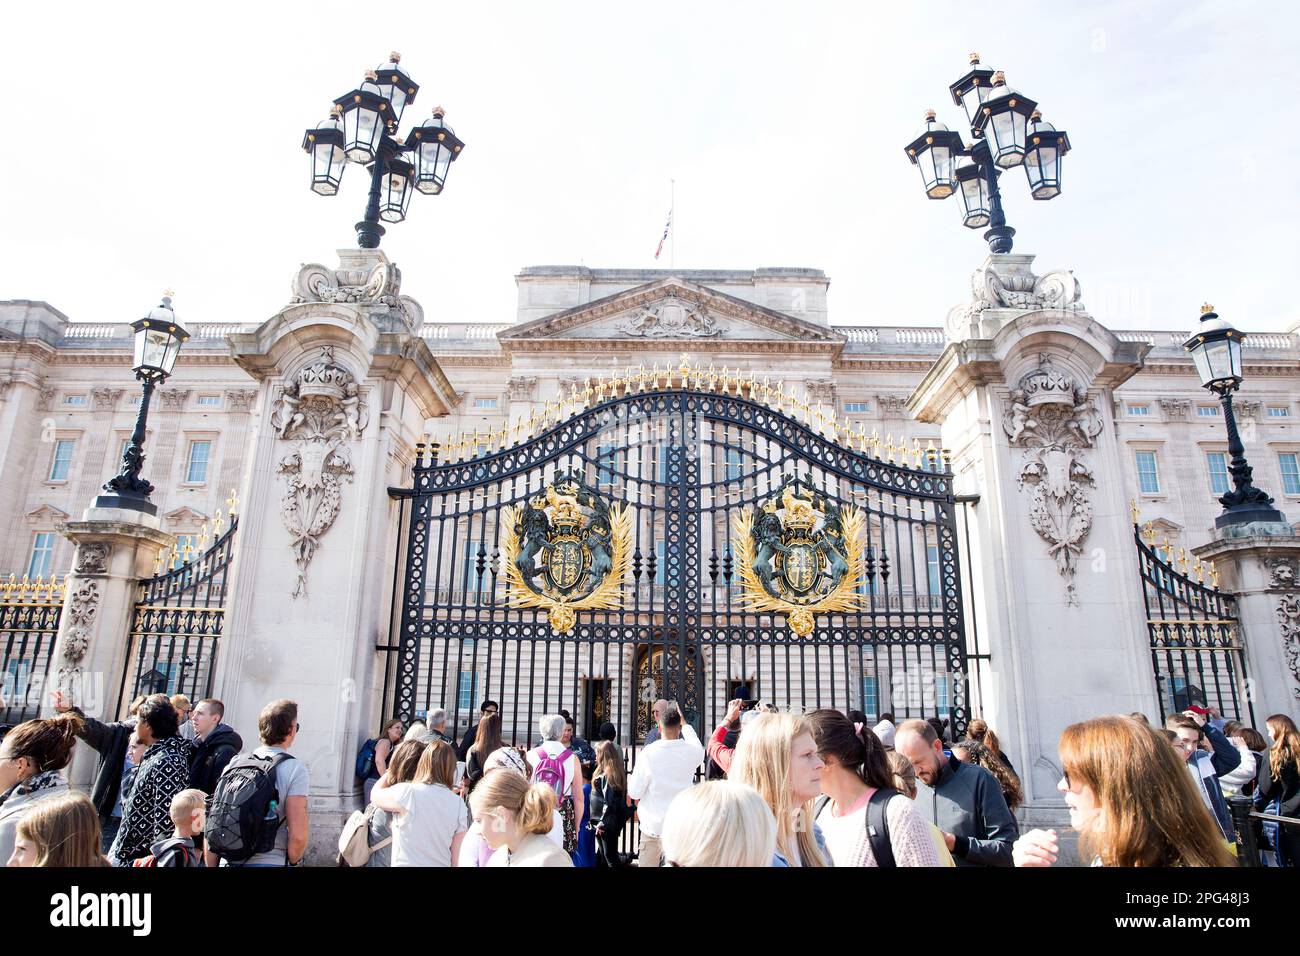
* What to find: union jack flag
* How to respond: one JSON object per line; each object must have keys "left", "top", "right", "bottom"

{"left": 654, "top": 210, "right": 672, "bottom": 259}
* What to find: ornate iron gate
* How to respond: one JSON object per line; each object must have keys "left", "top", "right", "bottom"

{"left": 1133, "top": 512, "right": 1253, "bottom": 724}
{"left": 389, "top": 374, "right": 969, "bottom": 749}
{"left": 0, "top": 575, "right": 63, "bottom": 723}
{"left": 118, "top": 510, "right": 238, "bottom": 716}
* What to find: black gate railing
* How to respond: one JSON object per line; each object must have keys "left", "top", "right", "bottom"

{"left": 1133, "top": 508, "right": 1253, "bottom": 725}
{"left": 388, "top": 373, "right": 969, "bottom": 758}
{"left": 118, "top": 508, "right": 238, "bottom": 716}
{"left": 0, "top": 575, "right": 63, "bottom": 724}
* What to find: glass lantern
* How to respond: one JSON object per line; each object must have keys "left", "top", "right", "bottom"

{"left": 904, "top": 111, "right": 964, "bottom": 200}
{"left": 373, "top": 52, "right": 419, "bottom": 130}
{"left": 301, "top": 112, "right": 347, "bottom": 196}
{"left": 973, "top": 72, "right": 1038, "bottom": 169}
{"left": 948, "top": 53, "right": 996, "bottom": 129}
{"left": 131, "top": 297, "right": 190, "bottom": 382}
{"left": 955, "top": 157, "right": 994, "bottom": 228}
{"left": 379, "top": 156, "right": 415, "bottom": 222}
{"left": 412, "top": 107, "right": 465, "bottom": 195}
{"left": 1023, "top": 111, "right": 1071, "bottom": 200}
{"left": 334, "top": 72, "right": 387, "bottom": 164}
{"left": 1183, "top": 305, "right": 1245, "bottom": 391}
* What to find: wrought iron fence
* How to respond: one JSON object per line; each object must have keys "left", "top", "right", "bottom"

{"left": 118, "top": 506, "right": 238, "bottom": 716}
{"left": 1133, "top": 510, "right": 1253, "bottom": 725}
{"left": 0, "top": 575, "right": 64, "bottom": 724}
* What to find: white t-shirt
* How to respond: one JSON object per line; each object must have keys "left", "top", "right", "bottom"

{"left": 240, "top": 746, "right": 310, "bottom": 867}
{"left": 814, "top": 790, "right": 943, "bottom": 867}
{"left": 626, "top": 724, "right": 704, "bottom": 836}
{"left": 386, "top": 781, "right": 468, "bottom": 867}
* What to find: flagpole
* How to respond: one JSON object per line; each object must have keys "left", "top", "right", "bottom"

{"left": 670, "top": 178, "right": 675, "bottom": 271}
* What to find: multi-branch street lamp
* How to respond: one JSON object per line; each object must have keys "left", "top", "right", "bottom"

{"left": 95, "top": 295, "right": 189, "bottom": 516}
{"left": 905, "top": 54, "right": 1072, "bottom": 254}
{"left": 302, "top": 53, "right": 465, "bottom": 249}
{"left": 1183, "top": 304, "right": 1287, "bottom": 528}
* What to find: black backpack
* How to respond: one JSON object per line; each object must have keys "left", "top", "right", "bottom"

{"left": 815, "top": 788, "right": 900, "bottom": 868}
{"left": 205, "top": 751, "right": 294, "bottom": 863}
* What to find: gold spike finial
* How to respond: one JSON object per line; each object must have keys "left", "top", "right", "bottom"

{"left": 1130, "top": 499, "right": 1139, "bottom": 525}
{"left": 227, "top": 487, "right": 239, "bottom": 517}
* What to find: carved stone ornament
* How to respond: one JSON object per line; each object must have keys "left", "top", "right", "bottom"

{"left": 74, "top": 542, "right": 110, "bottom": 574}
{"left": 805, "top": 379, "right": 837, "bottom": 405}
{"left": 57, "top": 579, "right": 100, "bottom": 693}
{"left": 1159, "top": 398, "right": 1191, "bottom": 421}
{"left": 225, "top": 388, "right": 257, "bottom": 411}
{"left": 947, "top": 257, "right": 1084, "bottom": 338}
{"left": 37, "top": 386, "right": 56, "bottom": 412}
{"left": 1277, "top": 593, "right": 1300, "bottom": 706}
{"left": 1002, "top": 354, "right": 1103, "bottom": 606}
{"left": 92, "top": 388, "right": 123, "bottom": 411}
{"left": 290, "top": 260, "right": 424, "bottom": 331}
{"left": 270, "top": 346, "right": 369, "bottom": 598}
{"left": 157, "top": 388, "right": 191, "bottom": 410}
{"left": 1236, "top": 400, "right": 1261, "bottom": 420}
{"left": 618, "top": 296, "right": 723, "bottom": 338}
{"left": 1267, "top": 557, "right": 1298, "bottom": 590}
{"left": 507, "top": 376, "right": 538, "bottom": 401}
{"left": 876, "top": 394, "right": 908, "bottom": 420}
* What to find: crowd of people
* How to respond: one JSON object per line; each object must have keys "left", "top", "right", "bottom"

{"left": 0, "top": 683, "right": 1297, "bottom": 868}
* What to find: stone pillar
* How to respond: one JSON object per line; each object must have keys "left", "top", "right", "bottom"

{"left": 1193, "top": 520, "right": 1300, "bottom": 721}
{"left": 910, "top": 253, "right": 1155, "bottom": 827}
{"left": 50, "top": 507, "right": 174, "bottom": 789}
{"left": 224, "top": 250, "right": 457, "bottom": 862}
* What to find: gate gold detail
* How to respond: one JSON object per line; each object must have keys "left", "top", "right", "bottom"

{"left": 501, "top": 472, "right": 633, "bottom": 635}
{"left": 733, "top": 478, "right": 867, "bottom": 637}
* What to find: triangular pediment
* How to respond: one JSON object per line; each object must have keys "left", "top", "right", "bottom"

{"left": 499, "top": 278, "right": 843, "bottom": 349}
{"left": 25, "top": 504, "right": 70, "bottom": 526}
{"left": 163, "top": 506, "right": 209, "bottom": 527}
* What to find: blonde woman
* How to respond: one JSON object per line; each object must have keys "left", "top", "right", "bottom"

{"left": 370, "top": 740, "right": 468, "bottom": 867}
{"left": 470, "top": 768, "right": 573, "bottom": 867}
{"left": 730, "top": 712, "right": 831, "bottom": 867}
{"left": 589, "top": 740, "right": 629, "bottom": 867}
{"left": 8, "top": 792, "right": 109, "bottom": 867}
{"left": 660, "top": 780, "right": 776, "bottom": 867}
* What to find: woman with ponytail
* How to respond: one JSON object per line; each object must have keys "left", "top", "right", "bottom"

{"left": 966, "top": 718, "right": 1015, "bottom": 775}
{"left": 470, "top": 768, "right": 573, "bottom": 867}
{"left": 1254, "top": 714, "right": 1300, "bottom": 867}
{"left": 0, "top": 712, "right": 85, "bottom": 863}
{"left": 807, "top": 709, "right": 942, "bottom": 867}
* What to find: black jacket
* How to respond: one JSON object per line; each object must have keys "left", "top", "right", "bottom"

{"left": 916, "top": 754, "right": 1019, "bottom": 867}
{"left": 70, "top": 707, "right": 137, "bottom": 820}
{"left": 588, "top": 777, "right": 628, "bottom": 834}
{"left": 456, "top": 724, "right": 477, "bottom": 762}
{"left": 187, "top": 724, "right": 243, "bottom": 796}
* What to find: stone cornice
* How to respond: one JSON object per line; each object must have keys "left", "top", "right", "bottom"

{"left": 499, "top": 336, "right": 842, "bottom": 355}
{"left": 431, "top": 354, "right": 512, "bottom": 368}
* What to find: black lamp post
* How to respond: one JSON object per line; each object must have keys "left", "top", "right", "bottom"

{"left": 96, "top": 296, "right": 190, "bottom": 516}
{"left": 302, "top": 53, "right": 465, "bottom": 249}
{"left": 905, "top": 54, "right": 1072, "bottom": 254}
{"left": 1183, "top": 304, "right": 1287, "bottom": 528}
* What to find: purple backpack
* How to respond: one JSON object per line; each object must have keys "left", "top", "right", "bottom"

{"left": 532, "top": 747, "right": 568, "bottom": 796}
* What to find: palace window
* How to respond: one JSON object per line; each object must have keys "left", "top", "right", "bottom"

{"left": 170, "top": 534, "right": 197, "bottom": 570}
{"left": 63, "top": 394, "right": 87, "bottom": 407}
{"left": 1135, "top": 450, "right": 1160, "bottom": 494}
{"left": 1127, "top": 404, "right": 1150, "bottom": 416}
{"left": 473, "top": 397, "right": 499, "bottom": 409}
{"left": 934, "top": 674, "right": 951, "bottom": 714}
{"left": 844, "top": 402, "right": 870, "bottom": 414}
{"left": 27, "top": 532, "right": 56, "bottom": 579}
{"left": 185, "top": 440, "right": 212, "bottom": 484}
{"left": 655, "top": 540, "right": 666, "bottom": 585}
{"left": 926, "top": 544, "right": 942, "bottom": 597}
{"left": 725, "top": 447, "right": 744, "bottom": 481}
{"left": 196, "top": 395, "right": 222, "bottom": 408}
{"left": 1280, "top": 453, "right": 1300, "bottom": 495}
{"left": 1206, "top": 452, "right": 1230, "bottom": 496}
{"left": 861, "top": 675, "right": 879, "bottom": 722}
{"left": 48, "top": 440, "right": 75, "bottom": 481}
{"left": 1268, "top": 406, "right": 1290, "bottom": 419}
{"left": 1196, "top": 405, "right": 1219, "bottom": 418}
{"left": 596, "top": 443, "right": 618, "bottom": 487}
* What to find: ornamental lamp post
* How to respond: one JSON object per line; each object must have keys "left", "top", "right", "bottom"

{"left": 1182, "top": 304, "right": 1287, "bottom": 528}
{"left": 95, "top": 295, "right": 190, "bottom": 516}
{"left": 302, "top": 53, "right": 465, "bottom": 249}
{"left": 905, "top": 53, "right": 1073, "bottom": 254}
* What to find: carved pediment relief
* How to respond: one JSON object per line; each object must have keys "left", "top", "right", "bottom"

{"left": 500, "top": 278, "right": 841, "bottom": 348}
{"left": 163, "top": 506, "right": 209, "bottom": 527}
{"left": 26, "top": 504, "right": 70, "bottom": 527}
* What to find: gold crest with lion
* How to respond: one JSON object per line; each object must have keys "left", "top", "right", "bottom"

{"left": 501, "top": 471, "right": 632, "bottom": 635}
{"left": 732, "top": 478, "right": 866, "bottom": 637}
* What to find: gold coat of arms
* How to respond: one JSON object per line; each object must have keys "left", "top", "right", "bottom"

{"left": 501, "top": 472, "right": 632, "bottom": 635}
{"left": 732, "top": 479, "right": 866, "bottom": 637}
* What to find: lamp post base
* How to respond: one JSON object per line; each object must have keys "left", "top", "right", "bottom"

{"left": 92, "top": 493, "right": 158, "bottom": 517}
{"left": 983, "top": 225, "right": 1016, "bottom": 254}
{"left": 1215, "top": 505, "right": 1288, "bottom": 529}
{"left": 355, "top": 220, "right": 386, "bottom": 250}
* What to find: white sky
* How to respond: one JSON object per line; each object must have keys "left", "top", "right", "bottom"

{"left": 3, "top": 0, "right": 1298, "bottom": 333}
